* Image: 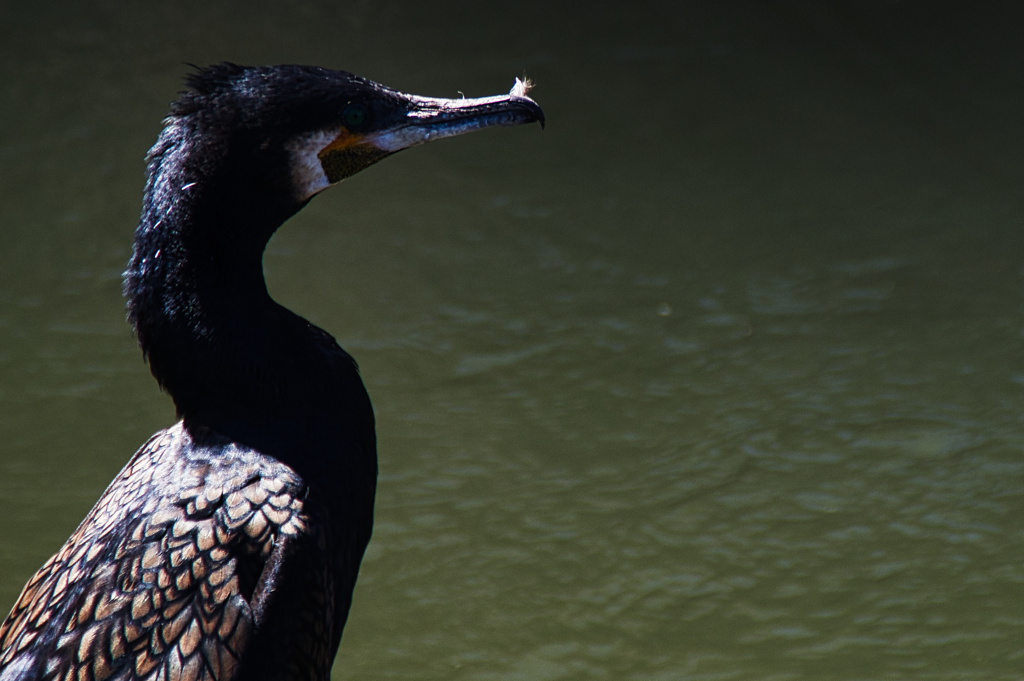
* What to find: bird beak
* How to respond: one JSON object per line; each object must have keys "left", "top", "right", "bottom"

{"left": 367, "top": 78, "right": 546, "bottom": 153}
{"left": 303, "top": 79, "right": 544, "bottom": 197}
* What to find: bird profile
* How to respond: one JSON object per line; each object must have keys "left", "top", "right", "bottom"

{"left": 0, "top": 63, "right": 543, "bottom": 681}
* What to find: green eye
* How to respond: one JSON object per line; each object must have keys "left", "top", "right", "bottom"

{"left": 342, "top": 104, "right": 367, "bottom": 130}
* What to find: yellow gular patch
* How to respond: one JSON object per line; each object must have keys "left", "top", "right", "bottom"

{"left": 317, "top": 131, "right": 390, "bottom": 186}
{"left": 287, "top": 128, "right": 394, "bottom": 201}
{"left": 318, "top": 129, "right": 361, "bottom": 153}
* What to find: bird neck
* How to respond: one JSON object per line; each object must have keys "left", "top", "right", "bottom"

{"left": 123, "top": 112, "right": 376, "bottom": 484}
{"left": 124, "top": 125, "right": 308, "bottom": 429}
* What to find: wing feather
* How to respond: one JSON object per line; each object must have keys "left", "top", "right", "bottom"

{"left": 0, "top": 422, "right": 329, "bottom": 681}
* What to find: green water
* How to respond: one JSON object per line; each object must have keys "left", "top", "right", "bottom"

{"left": 1, "top": 2, "right": 1022, "bottom": 679}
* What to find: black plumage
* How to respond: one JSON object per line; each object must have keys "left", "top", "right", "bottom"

{"left": 0, "top": 64, "right": 543, "bottom": 681}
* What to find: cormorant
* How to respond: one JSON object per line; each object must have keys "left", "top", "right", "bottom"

{"left": 0, "top": 63, "right": 543, "bottom": 681}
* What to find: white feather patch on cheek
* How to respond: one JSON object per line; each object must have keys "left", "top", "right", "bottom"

{"left": 286, "top": 130, "right": 337, "bottom": 200}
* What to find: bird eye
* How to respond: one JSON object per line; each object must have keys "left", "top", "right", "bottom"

{"left": 342, "top": 105, "right": 367, "bottom": 130}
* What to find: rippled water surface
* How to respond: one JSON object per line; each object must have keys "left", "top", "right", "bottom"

{"left": 1, "top": 2, "right": 1023, "bottom": 679}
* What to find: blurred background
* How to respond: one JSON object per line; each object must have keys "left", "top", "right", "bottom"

{"left": 1, "top": 1, "right": 1023, "bottom": 679}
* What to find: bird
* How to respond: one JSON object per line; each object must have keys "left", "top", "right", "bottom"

{"left": 0, "top": 63, "right": 544, "bottom": 681}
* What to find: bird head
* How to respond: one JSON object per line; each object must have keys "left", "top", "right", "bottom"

{"left": 167, "top": 63, "right": 545, "bottom": 207}
{"left": 128, "top": 64, "right": 543, "bottom": 416}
